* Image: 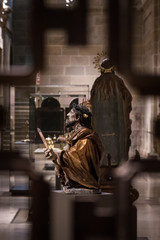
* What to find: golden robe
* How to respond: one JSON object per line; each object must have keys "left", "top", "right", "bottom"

{"left": 56, "top": 127, "right": 103, "bottom": 189}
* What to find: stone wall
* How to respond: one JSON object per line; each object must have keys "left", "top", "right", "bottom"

{"left": 12, "top": 0, "right": 32, "bottom": 66}
{"left": 40, "top": 0, "right": 108, "bottom": 90}
{"left": 11, "top": 0, "right": 160, "bottom": 159}
{"left": 129, "top": 0, "right": 160, "bottom": 158}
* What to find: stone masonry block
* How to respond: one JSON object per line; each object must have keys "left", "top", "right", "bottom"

{"left": 85, "top": 66, "right": 98, "bottom": 75}
{"left": 45, "top": 31, "right": 67, "bottom": 45}
{"left": 88, "top": 0, "right": 107, "bottom": 7}
{"left": 62, "top": 47, "right": 79, "bottom": 55}
{"left": 44, "top": 66, "right": 65, "bottom": 76}
{"left": 70, "top": 76, "right": 90, "bottom": 85}
{"left": 49, "top": 56, "right": 70, "bottom": 65}
{"left": 79, "top": 46, "right": 103, "bottom": 55}
{"left": 39, "top": 75, "right": 51, "bottom": 85}
{"left": 94, "top": 16, "right": 107, "bottom": 25}
{"left": 49, "top": 76, "right": 71, "bottom": 85}
{"left": 65, "top": 66, "right": 84, "bottom": 75}
{"left": 45, "top": 46, "right": 62, "bottom": 55}
{"left": 71, "top": 56, "right": 89, "bottom": 65}
{"left": 88, "top": 33, "right": 106, "bottom": 45}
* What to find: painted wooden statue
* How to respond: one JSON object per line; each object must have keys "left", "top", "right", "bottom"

{"left": 90, "top": 55, "right": 132, "bottom": 190}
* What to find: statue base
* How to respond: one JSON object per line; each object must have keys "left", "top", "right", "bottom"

{"left": 63, "top": 186, "right": 101, "bottom": 194}
{"left": 50, "top": 190, "right": 137, "bottom": 240}
{"left": 50, "top": 190, "right": 114, "bottom": 240}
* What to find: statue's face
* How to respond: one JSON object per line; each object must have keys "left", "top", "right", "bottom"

{"left": 65, "top": 108, "right": 79, "bottom": 127}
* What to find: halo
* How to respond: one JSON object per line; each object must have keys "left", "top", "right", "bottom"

{"left": 93, "top": 51, "right": 107, "bottom": 72}
{"left": 93, "top": 51, "right": 115, "bottom": 73}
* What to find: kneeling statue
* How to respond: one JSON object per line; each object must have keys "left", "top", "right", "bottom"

{"left": 44, "top": 103, "right": 103, "bottom": 193}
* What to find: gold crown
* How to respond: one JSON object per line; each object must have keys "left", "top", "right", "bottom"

{"left": 93, "top": 51, "right": 115, "bottom": 73}
{"left": 81, "top": 100, "right": 92, "bottom": 112}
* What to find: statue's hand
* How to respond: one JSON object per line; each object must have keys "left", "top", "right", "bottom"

{"left": 57, "top": 136, "right": 66, "bottom": 142}
{"left": 63, "top": 144, "right": 70, "bottom": 151}
{"left": 44, "top": 148, "right": 57, "bottom": 162}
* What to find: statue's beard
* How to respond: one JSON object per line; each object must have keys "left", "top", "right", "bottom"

{"left": 65, "top": 119, "right": 77, "bottom": 128}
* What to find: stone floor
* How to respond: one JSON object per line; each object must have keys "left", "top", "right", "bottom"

{"left": 0, "top": 196, "right": 159, "bottom": 240}
{"left": 135, "top": 201, "right": 160, "bottom": 240}
{"left": 0, "top": 173, "right": 160, "bottom": 240}
{"left": 133, "top": 173, "right": 160, "bottom": 240}
{"left": 0, "top": 196, "right": 31, "bottom": 240}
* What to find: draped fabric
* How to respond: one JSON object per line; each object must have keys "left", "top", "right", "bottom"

{"left": 91, "top": 73, "right": 132, "bottom": 167}
{"left": 56, "top": 127, "right": 103, "bottom": 189}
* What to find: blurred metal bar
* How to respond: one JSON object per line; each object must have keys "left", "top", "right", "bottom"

{"left": 109, "top": 0, "right": 132, "bottom": 74}
{"left": 0, "top": 0, "right": 87, "bottom": 82}
{"left": 109, "top": 0, "right": 160, "bottom": 95}
{"left": 32, "top": 0, "right": 87, "bottom": 71}
{"left": 114, "top": 157, "right": 160, "bottom": 240}
{"left": 0, "top": 149, "right": 50, "bottom": 240}
{"left": 30, "top": 175, "right": 50, "bottom": 240}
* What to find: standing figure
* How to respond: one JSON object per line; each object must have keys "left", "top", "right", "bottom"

{"left": 90, "top": 58, "right": 132, "bottom": 189}
{"left": 44, "top": 103, "right": 103, "bottom": 193}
